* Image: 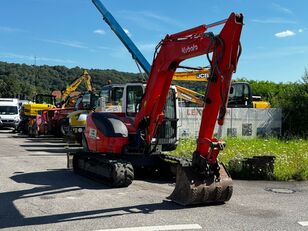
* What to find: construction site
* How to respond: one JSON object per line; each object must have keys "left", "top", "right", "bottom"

{"left": 0, "top": 1, "right": 307, "bottom": 230}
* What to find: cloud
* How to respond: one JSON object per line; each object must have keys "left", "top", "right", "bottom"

{"left": 140, "top": 11, "right": 183, "bottom": 27}
{"left": 0, "top": 52, "right": 75, "bottom": 64}
{"left": 272, "top": 3, "right": 293, "bottom": 14}
{"left": 93, "top": 29, "right": 106, "bottom": 35}
{"left": 298, "top": 28, "right": 305, "bottom": 33}
{"left": 40, "top": 39, "right": 87, "bottom": 49}
{"left": 118, "top": 10, "right": 184, "bottom": 32}
{"left": 123, "top": 28, "right": 132, "bottom": 37}
{"left": 137, "top": 43, "right": 156, "bottom": 52}
{"left": 275, "top": 30, "right": 295, "bottom": 38}
{"left": 252, "top": 18, "right": 297, "bottom": 24}
{"left": 0, "top": 26, "right": 25, "bottom": 33}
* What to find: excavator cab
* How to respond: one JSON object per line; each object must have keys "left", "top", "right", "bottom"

{"left": 98, "top": 83, "right": 179, "bottom": 151}
{"left": 34, "top": 94, "right": 56, "bottom": 105}
{"left": 228, "top": 82, "right": 253, "bottom": 108}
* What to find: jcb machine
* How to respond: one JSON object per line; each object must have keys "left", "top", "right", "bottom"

{"left": 173, "top": 71, "right": 271, "bottom": 108}
{"left": 69, "top": 2, "right": 244, "bottom": 206}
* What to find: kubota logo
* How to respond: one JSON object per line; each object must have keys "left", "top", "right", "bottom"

{"left": 181, "top": 44, "right": 198, "bottom": 54}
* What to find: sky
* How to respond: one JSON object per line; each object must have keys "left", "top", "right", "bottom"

{"left": 0, "top": 0, "right": 307, "bottom": 83}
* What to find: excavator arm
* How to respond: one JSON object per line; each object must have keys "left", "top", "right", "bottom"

{"left": 133, "top": 13, "right": 243, "bottom": 205}
{"left": 60, "top": 70, "right": 93, "bottom": 108}
{"left": 135, "top": 13, "right": 243, "bottom": 155}
{"left": 175, "top": 85, "right": 204, "bottom": 106}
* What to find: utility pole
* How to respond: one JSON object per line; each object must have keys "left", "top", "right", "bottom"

{"left": 34, "top": 55, "right": 38, "bottom": 96}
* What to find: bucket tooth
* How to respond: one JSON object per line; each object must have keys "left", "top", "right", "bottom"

{"left": 168, "top": 163, "right": 232, "bottom": 206}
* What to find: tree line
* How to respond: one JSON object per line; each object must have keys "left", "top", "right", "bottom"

{"left": 0, "top": 61, "right": 307, "bottom": 137}
{"left": 0, "top": 61, "right": 141, "bottom": 99}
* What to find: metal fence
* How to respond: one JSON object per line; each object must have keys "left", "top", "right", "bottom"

{"left": 178, "top": 107, "right": 282, "bottom": 138}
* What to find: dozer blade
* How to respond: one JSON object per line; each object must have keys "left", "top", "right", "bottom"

{"left": 168, "top": 163, "right": 233, "bottom": 206}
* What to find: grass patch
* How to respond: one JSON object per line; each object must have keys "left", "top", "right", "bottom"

{"left": 169, "top": 137, "right": 308, "bottom": 181}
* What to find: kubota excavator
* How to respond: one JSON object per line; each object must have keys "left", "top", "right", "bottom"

{"left": 69, "top": 11, "right": 244, "bottom": 205}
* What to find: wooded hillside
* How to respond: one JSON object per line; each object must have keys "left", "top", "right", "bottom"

{"left": 0, "top": 61, "right": 141, "bottom": 99}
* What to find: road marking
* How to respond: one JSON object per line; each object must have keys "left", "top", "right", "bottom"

{"left": 95, "top": 224, "right": 202, "bottom": 231}
{"left": 298, "top": 221, "right": 308, "bottom": 226}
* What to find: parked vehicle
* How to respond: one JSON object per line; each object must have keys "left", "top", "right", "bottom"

{"left": 0, "top": 98, "right": 20, "bottom": 130}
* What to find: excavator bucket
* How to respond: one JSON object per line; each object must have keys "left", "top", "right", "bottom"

{"left": 168, "top": 163, "right": 233, "bottom": 206}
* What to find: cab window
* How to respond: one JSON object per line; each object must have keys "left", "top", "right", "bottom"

{"left": 126, "top": 85, "right": 143, "bottom": 117}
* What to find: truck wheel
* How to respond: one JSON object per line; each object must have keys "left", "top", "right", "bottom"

{"left": 57, "top": 119, "right": 69, "bottom": 138}
{"left": 33, "top": 123, "right": 39, "bottom": 138}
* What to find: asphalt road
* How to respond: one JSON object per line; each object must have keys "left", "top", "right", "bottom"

{"left": 0, "top": 128, "right": 308, "bottom": 231}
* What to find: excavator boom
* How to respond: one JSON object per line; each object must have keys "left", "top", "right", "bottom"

{"left": 61, "top": 70, "right": 93, "bottom": 108}
{"left": 175, "top": 85, "right": 204, "bottom": 106}
{"left": 135, "top": 13, "right": 243, "bottom": 147}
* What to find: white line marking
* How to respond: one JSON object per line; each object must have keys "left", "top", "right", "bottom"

{"left": 298, "top": 221, "right": 308, "bottom": 226}
{"left": 95, "top": 224, "right": 202, "bottom": 231}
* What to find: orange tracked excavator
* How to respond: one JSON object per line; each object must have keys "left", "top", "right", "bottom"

{"left": 70, "top": 10, "right": 244, "bottom": 206}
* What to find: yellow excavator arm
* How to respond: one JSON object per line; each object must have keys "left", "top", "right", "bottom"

{"left": 175, "top": 85, "right": 204, "bottom": 106}
{"left": 60, "top": 70, "right": 93, "bottom": 108}
{"left": 61, "top": 70, "right": 93, "bottom": 101}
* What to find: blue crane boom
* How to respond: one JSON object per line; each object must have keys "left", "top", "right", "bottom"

{"left": 92, "top": 0, "right": 151, "bottom": 75}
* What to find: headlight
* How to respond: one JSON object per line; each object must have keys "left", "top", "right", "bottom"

{"left": 78, "top": 114, "right": 88, "bottom": 122}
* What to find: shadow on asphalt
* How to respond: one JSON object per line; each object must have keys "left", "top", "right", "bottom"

{"left": 20, "top": 144, "right": 68, "bottom": 148}
{"left": 1, "top": 128, "right": 223, "bottom": 228}
{"left": 25, "top": 148, "right": 69, "bottom": 154}
{"left": 1, "top": 169, "right": 193, "bottom": 229}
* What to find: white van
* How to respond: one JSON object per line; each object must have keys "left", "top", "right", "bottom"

{"left": 0, "top": 98, "right": 20, "bottom": 130}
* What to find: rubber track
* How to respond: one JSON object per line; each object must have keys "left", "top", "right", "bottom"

{"left": 72, "top": 153, "right": 134, "bottom": 188}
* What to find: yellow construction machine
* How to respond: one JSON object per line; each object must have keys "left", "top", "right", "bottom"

{"left": 18, "top": 94, "right": 56, "bottom": 134}
{"left": 32, "top": 70, "right": 94, "bottom": 137}
{"left": 173, "top": 69, "right": 271, "bottom": 108}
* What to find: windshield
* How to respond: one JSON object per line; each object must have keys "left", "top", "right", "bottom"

{"left": 101, "top": 86, "right": 124, "bottom": 106}
{"left": 36, "top": 95, "right": 54, "bottom": 105}
{"left": 0, "top": 106, "right": 18, "bottom": 115}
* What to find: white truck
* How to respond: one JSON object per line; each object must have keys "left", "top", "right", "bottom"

{"left": 0, "top": 98, "right": 20, "bottom": 130}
